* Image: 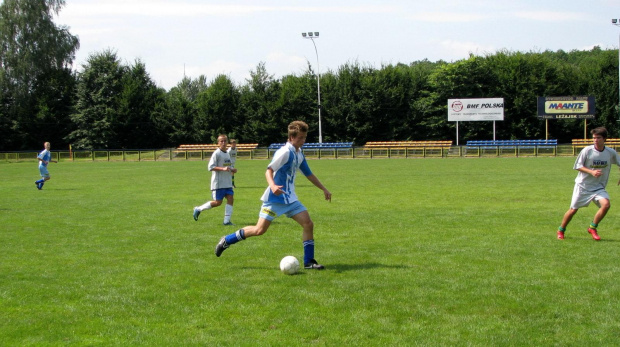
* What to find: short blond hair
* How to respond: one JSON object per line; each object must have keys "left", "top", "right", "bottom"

{"left": 288, "top": 121, "right": 309, "bottom": 139}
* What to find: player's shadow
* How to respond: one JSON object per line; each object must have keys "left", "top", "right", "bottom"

{"left": 328, "top": 262, "right": 412, "bottom": 273}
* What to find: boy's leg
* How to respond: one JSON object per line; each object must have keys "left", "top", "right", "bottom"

{"left": 588, "top": 198, "right": 610, "bottom": 241}
{"left": 558, "top": 208, "right": 578, "bottom": 239}
{"left": 215, "top": 218, "right": 271, "bottom": 257}
{"left": 193, "top": 200, "right": 221, "bottom": 221}
{"left": 291, "top": 211, "right": 324, "bottom": 269}
{"left": 223, "top": 194, "right": 234, "bottom": 225}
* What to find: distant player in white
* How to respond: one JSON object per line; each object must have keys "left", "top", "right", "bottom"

{"left": 228, "top": 139, "right": 237, "bottom": 188}
{"left": 35, "top": 141, "right": 57, "bottom": 190}
{"left": 214, "top": 121, "right": 332, "bottom": 270}
{"left": 193, "top": 134, "right": 237, "bottom": 225}
{"left": 558, "top": 127, "right": 620, "bottom": 240}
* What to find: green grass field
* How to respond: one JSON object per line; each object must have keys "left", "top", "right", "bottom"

{"left": 2, "top": 157, "right": 620, "bottom": 346}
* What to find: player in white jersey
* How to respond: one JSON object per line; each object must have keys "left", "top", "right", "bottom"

{"left": 557, "top": 127, "right": 620, "bottom": 240}
{"left": 35, "top": 142, "right": 57, "bottom": 190}
{"left": 193, "top": 134, "right": 237, "bottom": 225}
{"left": 214, "top": 121, "right": 332, "bottom": 270}
{"left": 228, "top": 139, "right": 237, "bottom": 188}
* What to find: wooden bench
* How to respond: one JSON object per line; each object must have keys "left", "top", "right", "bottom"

{"left": 177, "top": 143, "right": 258, "bottom": 151}
{"left": 572, "top": 138, "right": 620, "bottom": 149}
{"left": 364, "top": 141, "right": 453, "bottom": 149}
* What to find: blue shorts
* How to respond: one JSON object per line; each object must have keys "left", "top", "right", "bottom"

{"left": 259, "top": 201, "right": 307, "bottom": 221}
{"left": 39, "top": 165, "right": 50, "bottom": 178}
{"left": 212, "top": 188, "right": 234, "bottom": 201}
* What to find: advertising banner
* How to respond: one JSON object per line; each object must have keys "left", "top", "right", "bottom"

{"left": 448, "top": 98, "right": 504, "bottom": 121}
{"left": 536, "top": 96, "right": 595, "bottom": 119}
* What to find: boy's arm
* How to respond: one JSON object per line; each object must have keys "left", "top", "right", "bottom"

{"left": 266, "top": 167, "right": 284, "bottom": 195}
{"left": 306, "top": 174, "right": 332, "bottom": 202}
{"left": 577, "top": 166, "right": 601, "bottom": 177}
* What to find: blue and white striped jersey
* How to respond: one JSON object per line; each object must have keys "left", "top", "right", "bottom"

{"left": 38, "top": 149, "right": 51, "bottom": 167}
{"left": 261, "top": 142, "right": 312, "bottom": 204}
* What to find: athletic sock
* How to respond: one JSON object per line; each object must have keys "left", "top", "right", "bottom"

{"left": 558, "top": 226, "right": 566, "bottom": 232}
{"left": 197, "top": 202, "right": 213, "bottom": 211}
{"left": 590, "top": 222, "right": 598, "bottom": 229}
{"left": 224, "top": 204, "right": 233, "bottom": 223}
{"left": 303, "top": 239, "right": 315, "bottom": 264}
{"left": 225, "top": 229, "right": 246, "bottom": 245}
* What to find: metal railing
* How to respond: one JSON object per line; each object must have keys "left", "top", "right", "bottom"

{"left": 1, "top": 145, "right": 585, "bottom": 163}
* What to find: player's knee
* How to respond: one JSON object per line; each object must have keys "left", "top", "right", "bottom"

{"left": 302, "top": 219, "right": 314, "bottom": 231}
{"left": 254, "top": 225, "right": 269, "bottom": 236}
{"left": 212, "top": 200, "right": 223, "bottom": 207}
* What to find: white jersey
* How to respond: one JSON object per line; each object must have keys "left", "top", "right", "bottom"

{"left": 227, "top": 147, "right": 237, "bottom": 167}
{"left": 573, "top": 145, "right": 620, "bottom": 192}
{"left": 208, "top": 148, "right": 233, "bottom": 190}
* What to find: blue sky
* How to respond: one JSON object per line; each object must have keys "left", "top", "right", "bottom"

{"left": 55, "top": 0, "right": 620, "bottom": 90}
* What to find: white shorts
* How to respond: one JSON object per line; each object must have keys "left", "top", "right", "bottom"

{"left": 570, "top": 185, "right": 609, "bottom": 209}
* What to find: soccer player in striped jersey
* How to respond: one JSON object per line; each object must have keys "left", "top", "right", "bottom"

{"left": 557, "top": 127, "right": 620, "bottom": 240}
{"left": 215, "top": 121, "right": 332, "bottom": 270}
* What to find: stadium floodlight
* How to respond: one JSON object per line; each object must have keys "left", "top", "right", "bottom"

{"left": 301, "top": 31, "right": 323, "bottom": 143}
{"left": 613, "top": 19, "right": 620, "bottom": 126}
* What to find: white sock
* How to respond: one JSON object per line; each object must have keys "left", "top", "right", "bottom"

{"left": 224, "top": 204, "right": 233, "bottom": 223}
{"left": 197, "top": 202, "right": 213, "bottom": 211}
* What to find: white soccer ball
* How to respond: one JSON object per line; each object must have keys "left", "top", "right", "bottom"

{"left": 279, "top": 255, "right": 300, "bottom": 275}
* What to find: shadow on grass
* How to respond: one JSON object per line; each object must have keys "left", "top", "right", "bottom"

{"left": 237, "top": 263, "right": 411, "bottom": 274}
{"left": 327, "top": 262, "right": 412, "bottom": 273}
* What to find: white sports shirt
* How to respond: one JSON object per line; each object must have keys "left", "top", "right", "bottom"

{"left": 227, "top": 147, "right": 237, "bottom": 167}
{"left": 574, "top": 145, "right": 620, "bottom": 192}
{"left": 208, "top": 148, "right": 233, "bottom": 190}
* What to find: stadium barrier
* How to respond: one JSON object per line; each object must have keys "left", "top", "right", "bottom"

{"left": 465, "top": 139, "right": 558, "bottom": 157}
{"left": 268, "top": 142, "right": 354, "bottom": 159}
{"left": 2, "top": 142, "right": 595, "bottom": 162}
{"left": 571, "top": 138, "right": 620, "bottom": 155}
{"left": 362, "top": 141, "right": 453, "bottom": 158}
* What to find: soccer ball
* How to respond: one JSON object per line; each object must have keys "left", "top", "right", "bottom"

{"left": 279, "top": 255, "right": 300, "bottom": 275}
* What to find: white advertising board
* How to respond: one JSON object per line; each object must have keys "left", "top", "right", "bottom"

{"left": 448, "top": 98, "right": 504, "bottom": 121}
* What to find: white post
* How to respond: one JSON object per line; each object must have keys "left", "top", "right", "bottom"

{"left": 302, "top": 32, "right": 323, "bottom": 143}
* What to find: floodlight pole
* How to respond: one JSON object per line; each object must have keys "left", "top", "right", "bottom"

{"left": 302, "top": 32, "right": 322, "bottom": 143}
{"left": 614, "top": 19, "right": 620, "bottom": 128}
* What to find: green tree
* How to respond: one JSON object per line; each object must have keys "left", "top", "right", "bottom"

{"left": 195, "top": 74, "right": 240, "bottom": 143}
{"left": 165, "top": 76, "right": 207, "bottom": 145}
{"left": 0, "top": 0, "right": 79, "bottom": 150}
{"left": 67, "top": 50, "right": 125, "bottom": 149}
{"left": 116, "top": 60, "right": 168, "bottom": 148}
{"left": 238, "top": 62, "right": 284, "bottom": 145}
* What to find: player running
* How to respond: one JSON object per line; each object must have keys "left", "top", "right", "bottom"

{"left": 214, "top": 120, "right": 332, "bottom": 270}
{"left": 557, "top": 127, "right": 620, "bottom": 240}
{"left": 35, "top": 142, "right": 57, "bottom": 190}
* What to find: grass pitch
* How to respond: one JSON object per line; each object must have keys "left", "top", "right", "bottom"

{"left": 2, "top": 157, "right": 620, "bottom": 346}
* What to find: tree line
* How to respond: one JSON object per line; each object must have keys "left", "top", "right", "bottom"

{"left": 1, "top": 0, "right": 619, "bottom": 151}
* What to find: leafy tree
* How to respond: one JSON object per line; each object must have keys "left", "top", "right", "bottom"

{"left": 165, "top": 76, "right": 203, "bottom": 145}
{"left": 0, "top": 0, "right": 79, "bottom": 150}
{"left": 195, "top": 74, "right": 240, "bottom": 143}
{"left": 67, "top": 50, "right": 125, "bottom": 149}
{"left": 117, "top": 60, "right": 168, "bottom": 148}
{"left": 238, "top": 62, "right": 284, "bottom": 144}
